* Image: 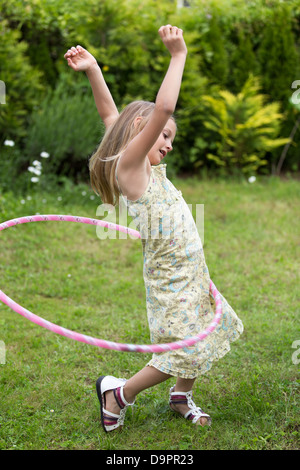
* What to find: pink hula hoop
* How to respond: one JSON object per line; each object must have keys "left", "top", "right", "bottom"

{"left": 0, "top": 214, "right": 222, "bottom": 353}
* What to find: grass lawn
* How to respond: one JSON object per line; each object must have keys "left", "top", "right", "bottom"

{"left": 0, "top": 174, "right": 299, "bottom": 450}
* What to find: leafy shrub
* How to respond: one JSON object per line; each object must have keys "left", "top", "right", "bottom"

{"left": 0, "top": 140, "right": 23, "bottom": 193}
{"left": 256, "top": 3, "right": 300, "bottom": 104}
{"left": 0, "top": 20, "right": 44, "bottom": 142}
{"left": 1, "top": 0, "right": 300, "bottom": 178}
{"left": 200, "top": 75, "right": 290, "bottom": 174}
{"left": 24, "top": 73, "right": 104, "bottom": 182}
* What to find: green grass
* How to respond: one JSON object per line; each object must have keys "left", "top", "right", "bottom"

{"left": 0, "top": 175, "right": 299, "bottom": 450}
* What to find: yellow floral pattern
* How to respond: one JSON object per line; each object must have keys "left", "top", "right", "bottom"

{"left": 119, "top": 163, "right": 243, "bottom": 378}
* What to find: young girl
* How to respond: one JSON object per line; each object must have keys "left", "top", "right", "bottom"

{"left": 64, "top": 25, "right": 243, "bottom": 432}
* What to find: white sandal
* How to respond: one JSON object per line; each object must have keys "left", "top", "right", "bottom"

{"left": 96, "top": 375, "right": 135, "bottom": 432}
{"left": 169, "top": 385, "right": 212, "bottom": 426}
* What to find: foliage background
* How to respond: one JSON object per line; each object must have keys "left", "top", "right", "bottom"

{"left": 1, "top": 0, "right": 300, "bottom": 187}
{"left": 0, "top": 1, "right": 299, "bottom": 451}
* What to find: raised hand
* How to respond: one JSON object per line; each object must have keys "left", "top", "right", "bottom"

{"left": 64, "top": 45, "right": 97, "bottom": 72}
{"left": 158, "top": 25, "right": 187, "bottom": 57}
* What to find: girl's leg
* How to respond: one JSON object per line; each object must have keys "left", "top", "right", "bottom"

{"left": 175, "top": 377, "right": 196, "bottom": 392}
{"left": 124, "top": 366, "right": 172, "bottom": 402}
{"left": 102, "top": 369, "right": 209, "bottom": 427}
{"left": 103, "top": 366, "right": 171, "bottom": 416}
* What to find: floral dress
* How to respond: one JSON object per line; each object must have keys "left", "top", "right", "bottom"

{"left": 116, "top": 163, "right": 243, "bottom": 379}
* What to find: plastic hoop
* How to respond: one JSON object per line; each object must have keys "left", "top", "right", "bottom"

{"left": 0, "top": 214, "right": 222, "bottom": 353}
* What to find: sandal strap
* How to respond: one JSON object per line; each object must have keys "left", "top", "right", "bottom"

{"left": 113, "top": 386, "right": 127, "bottom": 409}
{"left": 105, "top": 386, "right": 135, "bottom": 429}
{"left": 102, "top": 406, "right": 127, "bottom": 431}
{"left": 96, "top": 376, "right": 135, "bottom": 433}
{"left": 185, "top": 408, "right": 212, "bottom": 425}
{"left": 102, "top": 408, "right": 121, "bottom": 419}
{"left": 169, "top": 386, "right": 212, "bottom": 426}
{"left": 169, "top": 392, "right": 189, "bottom": 405}
{"left": 116, "top": 385, "right": 135, "bottom": 407}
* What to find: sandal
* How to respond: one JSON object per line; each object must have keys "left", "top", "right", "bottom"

{"left": 96, "top": 375, "right": 135, "bottom": 432}
{"left": 169, "top": 385, "right": 212, "bottom": 426}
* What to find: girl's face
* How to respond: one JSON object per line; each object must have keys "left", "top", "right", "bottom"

{"left": 147, "top": 118, "right": 177, "bottom": 166}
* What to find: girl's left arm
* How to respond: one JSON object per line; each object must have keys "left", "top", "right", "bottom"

{"left": 64, "top": 46, "right": 119, "bottom": 129}
{"left": 120, "top": 26, "right": 187, "bottom": 170}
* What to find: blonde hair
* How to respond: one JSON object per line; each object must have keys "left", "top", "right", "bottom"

{"left": 89, "top": 100, "right": 156, "bottom": 206}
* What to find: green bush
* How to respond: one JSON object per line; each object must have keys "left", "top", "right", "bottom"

{"left": 24, "top": 73, "right": 104, "bottom": 182}
{"left": 0, "top": 0, "right": 76, "bottom": 87}
{"left": 1, "top": 0, "right": 300, "bottom": 180}
{"left": 0, "top": 20, "right": 44, "bottom": 142}
{"left": 256, "top": 3, "right": 299, "bottom": 104}
{"left": 0, "top": 140, "right": 23, "bottom": 193}
{"left": 201, "top": 75, "right": 290, "bottom": 174}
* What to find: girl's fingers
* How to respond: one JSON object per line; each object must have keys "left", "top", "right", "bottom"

{"left": 158, "top": 24, "right": 171, "bottom": 37}
{"left": 165, "top": 24, "right": 173, "bottom": 37}
{"left": 170, "top": 26, "right": 183, "bottom": 37}
{"left": 159, "top": 25, "right": 183, "bottom": 39}
{"left": 158, "top": 24, "right": 187, "bottom": 56}
{"left": 64, "top": 46, "right": 78, "bottom": 57}
{"left": 64, "top": 45, "right": 84, "bottom": 59}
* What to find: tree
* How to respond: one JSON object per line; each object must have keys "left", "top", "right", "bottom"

{"left": 257, "top": 4, "right": 299, "bottom": 105}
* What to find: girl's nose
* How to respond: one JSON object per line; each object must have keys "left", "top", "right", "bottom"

{"left": 167, "top": 141, "right": 173, "bottom": 152}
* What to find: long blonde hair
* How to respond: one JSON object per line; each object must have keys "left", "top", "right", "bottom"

{"left": 89, "top": 100, "right": 156, "bottom": 206}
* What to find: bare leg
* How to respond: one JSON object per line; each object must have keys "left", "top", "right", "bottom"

{"left": 175, "top": 377, "right": 196, "bottom": 392}
{"left": 103, "top": 368, "right": 208, "bottom": 427}
{"left": 124, "top": 366, "right": 171, "bottom": 402}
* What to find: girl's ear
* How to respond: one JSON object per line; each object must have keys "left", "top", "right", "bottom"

{"left": 133, "top": 116, "right": 143, "bottom": 129}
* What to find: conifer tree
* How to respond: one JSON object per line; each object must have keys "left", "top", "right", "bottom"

{"left": 257, "top": 5, "right": 299, "bottom": 106}
{"left": 203, "top": 15, "right": 229, "bottom": 86}
{"left": 230, "top": 29, "right": 259, "bottom": 93}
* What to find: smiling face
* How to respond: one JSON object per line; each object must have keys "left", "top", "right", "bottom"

{"left": 147, "top": 118, "right": 177, "bottom": 166}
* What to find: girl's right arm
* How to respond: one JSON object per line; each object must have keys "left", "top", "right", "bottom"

{"left": 64, "top": 46, "right": 119, "bottom": 129}
{"left": 119, "top": 25, "right": 187, "bottom": 173}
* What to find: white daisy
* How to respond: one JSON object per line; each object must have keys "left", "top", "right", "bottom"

{"left": 40, "top": 151, "right": 50, "bottom": 158}
{"left": 28, "top": 166, "right": 41, "bottom": 175}
{"left": 4, "top": 140, "right": 14, "bottom": 147}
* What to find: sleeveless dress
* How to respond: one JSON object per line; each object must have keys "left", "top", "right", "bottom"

{"left": 116, "top": 163, "right": 243, "bottom": 379}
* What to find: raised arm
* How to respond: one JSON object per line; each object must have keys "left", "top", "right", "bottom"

{"left": 120, "top": 25, "right": 187, "bottom": 170}
{"left": 64, "top": 46, "right": 119, "bottom": 129}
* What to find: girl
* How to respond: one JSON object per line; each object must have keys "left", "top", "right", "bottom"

{"left": 64, "top": 25, "right": 243, "bottom": 432}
